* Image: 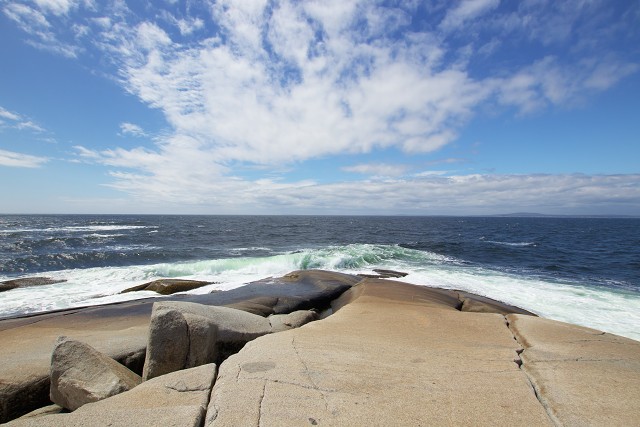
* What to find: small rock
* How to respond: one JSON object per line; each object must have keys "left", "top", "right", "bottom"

{"left": 269, "top": 310, "right": 319, "bottom": 333}
{"left": 372, "top": 269, "right": 409, "bottom": 278}
{"left": 50, "top": 337, "right": 141, "bottom": 411}
{"left": 120, "top": 279, "right": 213, "bottom": 295}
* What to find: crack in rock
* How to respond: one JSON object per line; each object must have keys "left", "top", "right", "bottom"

{"left": 291, "top": 336, "right": 331, "bottom": 414}
{"left": 257, "top": 381, "right": 267, "bottom": 427}
{"left": 165, "top": 380, "right": 210, "bottom": 393}
{"left": 503, "top": 316, "right": 561, "bottom": 427}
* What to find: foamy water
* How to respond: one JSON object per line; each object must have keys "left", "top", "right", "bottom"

{"left": 2, "top": 243, "right": 639, "bottom": 341}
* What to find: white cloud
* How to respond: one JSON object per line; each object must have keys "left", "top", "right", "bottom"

{"left": 3, "top": 1, "right": 639, "bottom": 213}
{"left": 0, "top": 106, "right": 21, "bottom": 121}
{"left": 0, "top": 105, "right": 46, "bottom": 132}
{"left": 119, "top": 122, "right": 147, "bottom": 137}
{"left": 2, "top": 2, "right": 79, "bottom": 57}
{"left": 0, "top": 149, "right": 48, "bottom": 168}
{"left": 32, "top": 0, "right": 81, "bottom": 16}
{"left": 89, "top": 170, "right": 640, "bottom": 215}
{"left": 440, "top": 0, "right": 500, "bottom": 32}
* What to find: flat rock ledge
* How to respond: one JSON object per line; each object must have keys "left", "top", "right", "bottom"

{"left": 1, "top": 273, "right": 639, "bottom": 426}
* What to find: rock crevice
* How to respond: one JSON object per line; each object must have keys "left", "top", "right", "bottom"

{"left": 504, "top": 315, "right": 562, "bottom": 427}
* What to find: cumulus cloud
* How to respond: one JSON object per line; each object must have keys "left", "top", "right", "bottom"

{"left": 4, "top": 1, "right": 639, "bottom": 213}
{"left": 0, "top": 149, "right": 48, "bottom": 168}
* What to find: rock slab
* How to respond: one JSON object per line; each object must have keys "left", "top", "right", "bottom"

{"left": 207, "top": 279, "right": 553, "bottom": 426}
{"left": 50, "top": 337, "right": 141, "bottom": 411}
{"left": 507, "top": 314, "right": 640, "bottom": 426}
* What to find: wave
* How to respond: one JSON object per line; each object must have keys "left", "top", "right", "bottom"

{"left": 485, "top": 240, "right": 536, "bottom": 247}
{"left": 0, "top": 243, "right": 638, "bottom": 341}
{"left": 0, "top": 225, "right": 156, "bottom": 234}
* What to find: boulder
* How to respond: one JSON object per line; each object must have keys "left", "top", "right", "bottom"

{"left": 269, "top": 310, "right": 319, "bottom": 333}
{"left": 6, "top": 364, "right": 217, "bottom": 427}
{"left": 143, "top": 302, "right": 271, "bottom": 380}
{"left": 50, "top": 337, "right": 141, "bottom": 411}
{"left": 121, "top": 279, "right": 213, "bottom": 295}
{"left": 0, "top": 277, "right": 66, "bottom": 293}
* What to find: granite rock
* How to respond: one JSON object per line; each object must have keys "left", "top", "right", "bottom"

{"left": 6, "top": 364, "right": 217, "bottom": 427}
{"left": 50, "top": 337, "right": 141, "bottom": 411}
{"left": 143, "top": 302, "right": 271, "bottom": 380}
{"left": 268, "top": 310, "right": 319, "bottom": 333}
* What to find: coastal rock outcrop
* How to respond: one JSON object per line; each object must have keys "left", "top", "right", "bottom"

{"left": 0, "top": 269, "right": 358, "bottom": 422}
{"left": 0, "top": 277, "right": 67, "bottom": 293}
{"left": 143, "top": 302, "right": 272, "bottom": 380}
{"left": 50, "top": 337, "right": 142, "bottom": 411}
{"left": 7, "top": 364, "right": 217, "bottom": 427}
{"left": 121, "top": 279, "right": 213, "bottom": 295}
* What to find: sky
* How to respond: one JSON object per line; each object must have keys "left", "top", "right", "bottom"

{"left": 1, "top": 0, "right": 639, "bottom": 215}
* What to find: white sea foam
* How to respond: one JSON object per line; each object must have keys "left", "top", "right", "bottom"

{"left": 1, "top": 243, "right": 638, "bottom": 341}
{"left": 0, "top": 225, "right": 156, "bottom": 234}
{"left": 485, "top": 240, "right": 536, "bottom": 247}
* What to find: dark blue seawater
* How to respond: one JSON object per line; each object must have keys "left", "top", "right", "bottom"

{"left": 1, "top": 215, "right": 639, "bottom": 339}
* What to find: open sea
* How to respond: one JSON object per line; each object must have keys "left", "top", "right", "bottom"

{"left": 0, "top": 215, "right": 638, "bottom": 340}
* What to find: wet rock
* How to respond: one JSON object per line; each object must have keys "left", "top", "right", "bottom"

{"left": 50, "top": 337, "right": 141, "bottom": 411}
{"left": 121, "top": 279, "right": 214, "bottom": 295}
{"left": 0, "top": 277, "right": 66, "bottom": 293}
{"left": 373, "top": 269, "right": 409, "bottom": 278}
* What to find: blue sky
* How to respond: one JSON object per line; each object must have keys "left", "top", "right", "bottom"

{"left": 1, "top": 0, "right": 639, "bottom": 215}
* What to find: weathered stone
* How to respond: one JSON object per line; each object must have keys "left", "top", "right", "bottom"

{"left": 507, "top": 314, "right": 640, "bottom": 426}
{"left": 16, "top": 405, "right": 66, "bottom": 419}
{"left": 0, "top": 270, "right": 358, "bottom": 421}
{"left": 121, "top": 279, "right": 213, "bottom": 295}
{"left": 50, "top": 337, "right": 141, "bottom": 411}
{"left": 142, "top": 308, "right": 190, "bottom": 381}
{"left": 207, "top": 279, "right": 552, "bottom": 426}
{"left": 0, "top": 277, "right": 66, "bottom": 293}
{"left": 372, "top": 268, "right": 408, "bottom": 278}
{"left": 6, "top": 364, "right": 217, "bottom": 427}
{"left": 457, "top": 291, "right": 537, "bottom": 316}
{"left": 268, "top": 310, "right": 319, "bottom": 333}
{"left": 143, "top": 302, "right": 271, "bottom": 380}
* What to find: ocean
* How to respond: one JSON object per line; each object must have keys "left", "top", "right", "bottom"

{"left": 0, "top": 215, "right": 638, "bottom": 340}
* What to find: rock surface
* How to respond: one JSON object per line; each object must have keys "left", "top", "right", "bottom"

{"left": 0, "top": 277, "right": 67, "bottom": 293}
{"left": 0, "top": 270, "right": 358, "bottom": 422}
{"left": 6, "top": 364, "right": 217, "bottom": 427}
{"left": 143, "top": 302, "right": 271, "bottom": 380}
{"left": 507, "top": 314, "right": 640, "bottom": 426}
{"left": 268, "top": 310, "right": 318, "bottom": 333}
{"left": 121, "top": 279, "right": 213, "bottom": 295}
{"left": 207, "top": 279, "right": 553, "bottom": 426}
{"left": 50, "top": 337, "right": 142, "bottom": 411}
